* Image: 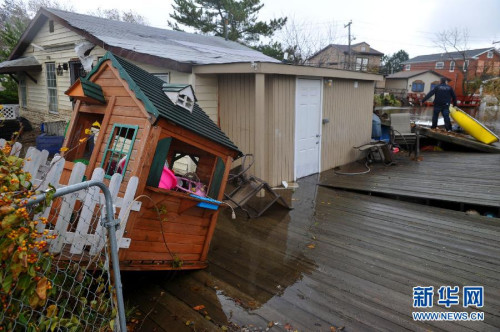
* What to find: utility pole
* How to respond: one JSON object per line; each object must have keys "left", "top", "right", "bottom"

{"left": 344, "top": 20, "right": 352, "bottom": 70}
{"left": 224, "top": 14, "right": 229, "bottom": 40}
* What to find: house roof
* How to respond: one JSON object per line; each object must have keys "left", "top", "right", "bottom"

{"left": 403, "top": 48, "right": 497, "bottom": 64}
{"left": 386, "top": 70, "right": 449, "bottom": 80}
{"left": 309, "top": 42, "right": 384, "bottom": 60}
{"left": 85, "top": 52, "right": 241, "bottom": 155}
{"left": 9, "top": 7, "right": 279, "bottom": 72}
{"left": 0, "top": 56, "right": 41, "bottom": 74}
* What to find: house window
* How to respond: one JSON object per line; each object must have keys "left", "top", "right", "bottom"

{"left": 412, "top": 80, "right": 425, "bottom": 92}
{"left": 69, "top": 61, "right": 86, "bottom": 84}
{"left": 355, "top": 57, "right": 368, "bottom": 71}
{"left": 19, "top": 73, "right": 27, "bottom": 108}
{"left": 487, "top": 51, "right": 493, "bottom": 59}
{"left": 154, "top": 73, "right": 170, "bottom": 83}
{"left": 463, "top": 60, "right": 469, "bottom": 71}
{"left": 361, "top": 46, "right": 366, "bottom": 51}
{"left": 101, "top": 124, "right": 138, "bottom": 179}
{"left": 449, "top": 61, "right": 455, "bottom": 72}
{"left": 430, "top": 81, "right": 439, "bottom": 90}
{"left": 405, "top": 64, "right": 411, "bottom": 71}
{"left": 435, "top": 62, "right": 444, "bottom": 69}
{"left": 49, "top": 20, "right": 54, "bottom": 33}
{"left": 45, "top": 62, "right": 58, "bottom": 113}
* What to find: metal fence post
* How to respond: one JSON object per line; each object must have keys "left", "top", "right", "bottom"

{"left": 26, "top": 180, "right": 127, "bottom": 331}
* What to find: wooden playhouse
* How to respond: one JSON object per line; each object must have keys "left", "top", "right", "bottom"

{"left": 62, "top": 52, "right": 241, "bottom": 270}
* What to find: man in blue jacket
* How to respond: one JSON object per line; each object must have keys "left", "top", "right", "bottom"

{"left": 421, "top": 77, "right": 457, "bottom": 131}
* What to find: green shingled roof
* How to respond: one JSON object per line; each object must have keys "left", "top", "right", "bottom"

{"left": 80, "top": 78, "right": 105, "bottom": 103}
{"left": 86, "top": 52, "right": 241, "bottom": 155}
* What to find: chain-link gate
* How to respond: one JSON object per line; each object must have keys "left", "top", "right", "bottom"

{"left": 1, "top": 141, "right": 130, "bottom": 331}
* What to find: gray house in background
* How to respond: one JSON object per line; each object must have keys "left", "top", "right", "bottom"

{"left": 385, "top": 70, "right": 449, "bottom": 96}
{"left": 0, "top": 8, "right": 381, "bottom": 186}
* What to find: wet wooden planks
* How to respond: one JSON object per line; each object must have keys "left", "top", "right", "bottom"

{"left": 124, "top": 177, "right": 500, "bottom": 331}
{"left": 418, "top": 127, "right": 500, "bottom": 153}
{"left": 320, "top": 152, "right": 500, "bottom": 208}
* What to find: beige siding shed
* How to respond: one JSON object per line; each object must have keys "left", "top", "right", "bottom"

{"left": 197, "top": 63, "right": 381, "bottom": 186}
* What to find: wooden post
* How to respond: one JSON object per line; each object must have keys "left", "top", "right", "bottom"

{"left": 254, "top": 73, "right": 266, "bottom": 190}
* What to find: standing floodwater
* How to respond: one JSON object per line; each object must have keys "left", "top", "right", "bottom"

{"left": 375, "top": 105, "right": 500, "bottom": 135}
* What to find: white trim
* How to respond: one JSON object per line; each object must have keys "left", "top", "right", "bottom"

{"left": 449, "top": 60, "right": 455, "bottom": 72}
{"left": 45, "top": 62, "right": 58, "bottom": 114}
{"left": 435, "top": 61, "right": 444, "bottom": 69}
{"left": 293, "top": 77, "right": 323, "bottom": 181}
{"left": 405, "top": 64, "right": 411, "bottom": 71}
{"left": 487, "top": 51, "right": 494, "bottom": 59}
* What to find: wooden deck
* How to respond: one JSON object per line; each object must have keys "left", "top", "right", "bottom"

{"left": 321, "top": 151, "right": 500, "bottom": 210}
{"left": 124, "top": 170, "right": 500, "bottom": 331}
{"left": 418, "top": 127, "right": 500, "bottom": 153}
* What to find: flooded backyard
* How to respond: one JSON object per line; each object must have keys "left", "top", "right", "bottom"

{"left": 123, "top": 152, "right": 500, "bottom": 331}
{"left": 376, "top": 105, "right": 500, "bottom": 135}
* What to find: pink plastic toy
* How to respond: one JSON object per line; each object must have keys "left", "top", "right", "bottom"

{"left": 158, "top": 167, "right": 177, "bottom": 190}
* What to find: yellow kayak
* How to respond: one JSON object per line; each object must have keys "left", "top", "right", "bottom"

{"left": 449, "top": 106, "right": 499, "bottom": 145}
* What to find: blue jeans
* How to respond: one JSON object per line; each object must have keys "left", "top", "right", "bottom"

{"left": 432, "top": 105, "right": 452, "bottom": 131}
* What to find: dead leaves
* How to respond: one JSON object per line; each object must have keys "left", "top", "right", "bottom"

{"left": 35, "top": 277, "right": 48, "bottom": 301}
{"left": 306, "top": 243, "right": 316, "bottom": 249}
{"left": 193, "top": 304, "right": 205, "bottom": 311}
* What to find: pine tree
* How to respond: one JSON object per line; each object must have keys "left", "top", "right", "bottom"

{"left": 168, "top": 0, "right": 287, "bottom": 44}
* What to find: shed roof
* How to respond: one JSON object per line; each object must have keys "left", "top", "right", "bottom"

{"left": 85, "top": 52, "right": 241, "bottom": 155}
{"left": 386, "top": 70, "right": 448, "bottom": 80}
{"left": 403, "top": 48, "right": 497, "bottom": 64}
{"left": 0, "top": 56, "right": 41, "bottom": 74}
{"left": 193, "top": 62, "right": 383, "bottom": 81}
{"left": 9, "top": 7, "right": 279, "bottom": 72}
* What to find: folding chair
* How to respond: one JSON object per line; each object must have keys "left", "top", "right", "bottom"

{"left": 224, "top": 154, "right": 291, "bottom": 218}
{"left": 390, "top": 113, "right": 417, "bottom": 154}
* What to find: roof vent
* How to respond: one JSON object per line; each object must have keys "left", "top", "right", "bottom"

{"left": 162, "top": 83, "right": 197, "bottom": 113}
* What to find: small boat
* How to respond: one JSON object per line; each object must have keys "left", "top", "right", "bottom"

{"left": 449, "top": 106, "right": 499, "bottom": 145}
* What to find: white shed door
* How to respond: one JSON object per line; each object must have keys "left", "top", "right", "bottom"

{"left": 295, "top": 78, "right": 322, "bottom": 179}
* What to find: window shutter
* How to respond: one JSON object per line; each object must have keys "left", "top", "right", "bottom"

{"left": 208, "top": 157, "right": 225, "bottom": 199}
{"left": 147, "top": 137, "right": 172, "bottom": 187}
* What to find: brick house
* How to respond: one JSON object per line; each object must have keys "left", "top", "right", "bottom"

{"left": 402, "top": 48, "right": 500, "bottom": 97}
{"left": 307, "top": 42, "right": 383, "bottom": 73}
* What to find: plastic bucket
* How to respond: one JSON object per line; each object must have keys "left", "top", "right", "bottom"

{"left": 159, "top": 167, "right": 177, "bottom": 190}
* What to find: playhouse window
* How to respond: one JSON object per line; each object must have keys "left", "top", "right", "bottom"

{"left": 177, "top": 94, "right": 194, "bottom": 111}
{"left": 147, "top": 136, "right": 226, "bottom": 199}
{"left": 101, "top": 124, "right": 138, "bottom": 179}
{"left": 172, "top": 153, "right": 199, "bottom": 174}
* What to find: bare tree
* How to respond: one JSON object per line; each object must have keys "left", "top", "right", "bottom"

{"left": 435, "top": 28, "right": 472, "bottom": 95}
{"left": 26, "top": 0, "right": 73, "bottom": 15}
{"left": 274, "top": 17, "right": 339, "bottom": 65}
{"left": 87, "top": 8, "right": 149, "bottom": 25}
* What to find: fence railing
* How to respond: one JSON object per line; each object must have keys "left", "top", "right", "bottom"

{"left": 0, "top": 140, "right": 139, "bottom": 331}
{"left": 0, "top": 104, "right": 20, "bottom": 120}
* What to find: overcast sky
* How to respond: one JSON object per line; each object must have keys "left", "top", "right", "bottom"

{"left": 66, "top": 0, "right": 500, "bottom": 58}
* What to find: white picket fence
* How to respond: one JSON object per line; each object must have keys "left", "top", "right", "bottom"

{"left": 1, "top": 139, "right": 141, "bottom": 256}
